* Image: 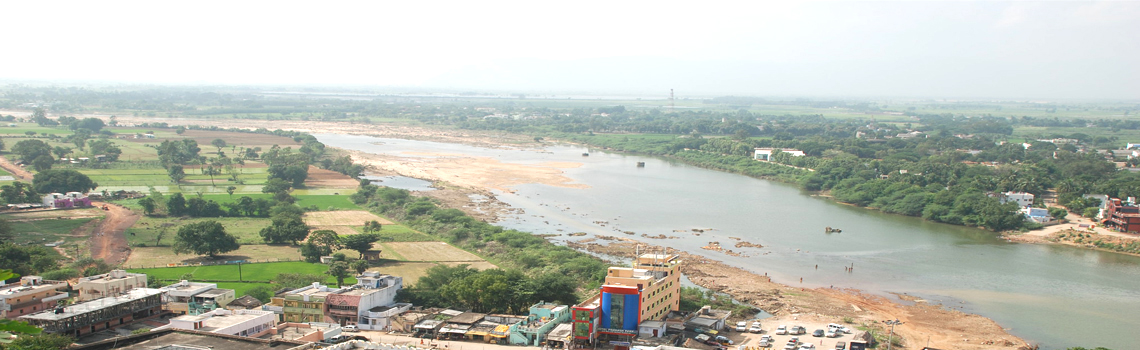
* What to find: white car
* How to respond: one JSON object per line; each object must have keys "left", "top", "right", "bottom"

{"left": 825, "top": 329, "right": 838, "bottom": 338}
{"left": 827, "top": 323, "right": 852, "bottom": 334}
{"left": 736, "top": 321, "right": 748, "bottom": 332}
{"left": 775, "top": 325, "right": 788, "bottom": 335}
{"left": 749, "top": 322, "right": 763, "bottom": 333}
{"left": 343, "top": 325, "right": 359, "bottom": 332}
{"left": 798, "top": 344, "right": 816, "bottom": 350}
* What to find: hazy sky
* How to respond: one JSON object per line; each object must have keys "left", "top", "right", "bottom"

{"left": 2, "top": 1, "right": 1137, "bottom": 99}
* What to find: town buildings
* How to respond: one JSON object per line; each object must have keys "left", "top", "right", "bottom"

{"left": 41, "top": 192, "right": 91, "bottom": 208}
{"left": 0, "top": 276, "right": 69, "bottom": 319}
{"left": 999, "top": 191, "right": 1034, "bottom": 208}
{"left": 20, "top": 288, "right": 164, "bottom": 337}
{"left": 510, "top": 302, "right": 571, "bottom": 346}
{"left": 160, "top": 281, "right": 235, "bottom": 315}
{"left": 1103, "top": 197, "right": 1140, "bottom": 233}
{"left": 75, "top": 270, "right": 148, "bottom": 302}
{"left": 164, "top": 308, "right": 277, "bottom": 338}
{"left": 573, "top": 253, "right": 682, "bottom": 348}
{"left": 753, "top": 148, "right": 805, "bottom": 161}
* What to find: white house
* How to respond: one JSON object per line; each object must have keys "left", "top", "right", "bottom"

{"left": 162, "top": 308, "right": 277, "bottom": 338}
{"left": 999, "top": 192, "right": 1035, "bottom": 208}
{"left": 754, "top": 148, "right": 805, "bottom": 161}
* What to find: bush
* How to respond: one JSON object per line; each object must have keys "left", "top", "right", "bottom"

{"left": 40, "top": 268, "right": 79, "bottom": 281}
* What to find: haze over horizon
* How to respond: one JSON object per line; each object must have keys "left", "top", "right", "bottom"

{"left": 2, "top": 1, "right": 1137, "bottom": 100}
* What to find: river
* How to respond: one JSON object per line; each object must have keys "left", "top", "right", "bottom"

{"left": 317, "top": 134, "right": 1140, "bottom": 349}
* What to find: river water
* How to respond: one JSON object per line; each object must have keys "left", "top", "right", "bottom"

{"left": 317, "top": 134, "right": 1140, "bottom": 349}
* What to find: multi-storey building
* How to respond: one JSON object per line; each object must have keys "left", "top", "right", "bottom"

{"left": 1104, "top": 197, "right": 1140, "bottom": 233}
{"left": 0, "top": 276, "right": 69, "bottom": 319}
{"left": 74, "top": 270, "right": 148, "bottom": 302}
{"left": 165, "top": 308, "right": 277, "bottom": 338}
{"left": 20, "top": 288, "right": 164, "bottom": 337}
{"left": 161, "top": 281, "right": 235, "bottom": 315}
{"left": 275, "top": 282, "right": 337, "bottom": 323}
{"left": 573, "top": 253, "right": 682, "bottom": 347}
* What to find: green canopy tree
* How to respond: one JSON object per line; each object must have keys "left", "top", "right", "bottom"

{"left": 341, "top": 233, "right": 380, "bottom": 259}
{"left": 172, "top": 221, "right": 239, "bottom": 258}
{"left": 326, "top": 261, "right": 351, "bottom": 288}
{"left": 259, "top": 214, "right": 310, "bottom": 244}
{"left": 32, "top": 169, "right": 97, "bottom": 194}
{"left": 350, "top": 259, "right": 369, "bottom": 275}
{"left": 0, "top": 182, "right": 39, "bottom": 204}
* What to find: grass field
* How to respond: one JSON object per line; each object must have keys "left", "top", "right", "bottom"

{"left": 124, "top": 244, "right": 304, "bottom": 268}
{"left": 128, "top": 216, "right": 273, "bottom": 246}
{"left": 9, "top": 218, "right": 97, "bottom": 246}
{"left": 302, "top": 210, "right": 388, "bottom": 226}
{"left": 128, "top": 261, "right": 356, "bottom": 284}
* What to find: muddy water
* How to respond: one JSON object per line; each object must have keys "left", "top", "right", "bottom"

{"left": 318, "top": 134, "right": 1140, "bottom": 349}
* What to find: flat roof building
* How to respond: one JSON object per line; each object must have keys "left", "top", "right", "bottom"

{"left": 164, "top": 308, "right": 277, "bottom": 338}
{"left": 20, "top": 288, "right": 164, "bottom": 337}
{"left": 75, "top": 270, "right": 148, "bottom": 302}
{"left": 1, "top": 276, "right": 69, "bottom": 319}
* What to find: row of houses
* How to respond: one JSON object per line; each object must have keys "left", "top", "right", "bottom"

{"left": 7, "top": 254, "right": 711, "bottom": 350}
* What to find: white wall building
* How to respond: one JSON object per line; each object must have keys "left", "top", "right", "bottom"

{"left": 754, "top": 148, "right": 806, "bottom": 161}
{"left": 999, "top": 191, "right": 1035, "bottom": 208}
{"left": 162, "top": 308, "right": 277, "bottom": 338}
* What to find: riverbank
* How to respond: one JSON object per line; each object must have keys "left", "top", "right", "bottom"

{"left": 568, "top": 236, "right": 1029, "bottom": 350}
{"left": 16, "top": 114, "right": 1036, "bottom": 348}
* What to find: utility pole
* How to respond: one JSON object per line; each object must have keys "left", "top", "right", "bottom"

{"left": 884, "top": 319, "right": 903, "bottom": 350}
{"left": 669, "top": 89, "right": 675, "bottom": 113}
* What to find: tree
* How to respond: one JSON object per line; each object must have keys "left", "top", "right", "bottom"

{"left": 362, "top": 220, "right": 383, "bottom": 234}
{"left": 259, "top": 214, "right": 310, "bottom": 244}
{"left": 51, "top": 146, "right": 72, "bottom": 160}
{"left": 351, "top": 259, "right": 369, "bottom": 275}
{"left": 211, "top": 139, "right": 227, "bottom": 153}
{"left": 138, "top": 197, "right": 157, "bottom": 216}
{"left": 226, "top": 186, "right": 237, "bottom": 198}
{"left": 171, "top": 221, "right": 239, "bottom": 258}
{"left": 71, "top": 118, "right": 104, "bottom": 132}
{"left": 0, "top": 182, "right": 39, "bottom": 204}
{"left": 12, "top": 139, "right": 53, "bottom": 164}
{"left": 175, "top": 126, "right": 186, "bottom": 135}
{"left": 32, "top": 169, "right": 97, "bottom": 194}
{"left": 1048, "top": 207, "right": 1068, "bottom": 221}
{"left": 167, "top": 193, "right": 186, "bottom": 217}
{"left": 307, "top": 230, "right": 342, "bottom": 253}
{"left": 341, "top": 233, "right": 380, "bottom": 259}
{"left": 168, "top": 165, "right": 187, "bottom": 183}
{"left": 245, "top": 285, "right": 276, "bottom": 303}
{"left": 87, "top": 139, "right": 123, "bottom": 161}
{"left": 31, "top": 155, "right": 54, "bottom": 172}
{"left": 326, "top": 261, "right": 351, "bottom": 288}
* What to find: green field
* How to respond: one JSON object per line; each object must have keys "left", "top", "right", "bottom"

{"left": 128, "top": 216, "right": 273, "bottom": 246}
{"left": 129, "top": 261, "right": 356, "bottom": 285}
{"left": 376, "top": 225, "right": 434, "bottom": 242}
{"left": 9, "top": 218, "right": 97, "bottom": 246}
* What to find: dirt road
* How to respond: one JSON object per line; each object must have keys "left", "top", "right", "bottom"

{"left": 89, "top": 202, "right": 139, "bottom": 266}
{"left": 0, "top": 155, "right": 33, "bottom": 181}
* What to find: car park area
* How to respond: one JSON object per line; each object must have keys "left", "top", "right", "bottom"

{"left": 724, "top": 315, "right": 863, "bottom": 350}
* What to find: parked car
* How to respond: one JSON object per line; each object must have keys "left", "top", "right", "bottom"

{"left": 759, "top": 335, "right": 773, "bottom": 344}
{"left": 827, "top": 323, "right": 852, "bottom": 334}
{"left": 825, "top": 329, "right": 838, "bottom": 338}
{"left": 749, "top": 322, "right": 763, "bottom": 333}
{"left": 798, "top": 344, "right": 816, "bottom": 350}
{"left": 834, "top": 341, "right": 847, "bottom": 350}
{"left": 695, "top": 334, "right": 715, "bottom": 345}
{"left": 790, "top": 326, "right": 807, "bottom": 335}
{"left": 343, "top": 325, "right": 359, "bottom": 332}
{"left": 736, "top": 321, "right": 748, "bottom": 332}
{"left": 783, "top": 342, "right": 798, "bottom": 350}
{"left": 758, "top": 339, "right": 771, "bottom": 348}
{"left": 714, "top": 335, "right": 734, "bottom": 345}
{"left": 812, "top": 329, "right": 824, "bottom": 337}
{"left": 775, "top": 325, "right": 788, "bottom": 335}
{"left": 789, "top": 336, "right": 800, "bottom": 345}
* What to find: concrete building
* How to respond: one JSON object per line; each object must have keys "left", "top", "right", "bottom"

{"left": 336, "top": 272, "right": 405, "bottom": 330}
{"left": 268, "top": 322, "right": 344, "bottom": 343}
{"left": 161, "top": 281, "right": 235, "bottom": 315}
{"left": 0, "top": 276, "right": 69, "bottom": 319}
{"left": 163, "top": 308, "right": 277, "bottom": 338}
{"left": 42, "top": 192, "right": 92, "bottom": 208}
{"left": 683, "top": 306, "right": 731, "bottom": 332}
{"left": 999, "top": 191, "right": 1035, "bottom": 208}
{"left": 510, "top": 302, "right": 570, "bottom": 346}
{"left": 69, "top": 328, "right": 310, "bottom": 350}
{"left": 1103, "top": 197, "right": 1140, "bottom": 233}
{"left": 75, "top": 270, "right": 148, "bottom": 302}
{"left": 1021, "top": 207, "right": 1053, "bottom": 224}
{"left": 574, "top": 254, "right": 682, "bottom": 348}
{"left": 604, "top": 254, "right": 682, "bottom": 323}
{"left": 20, "top": 288, "right": 164, "bottom": 337}
{"left": 275, "top": 282, "right": 338, "bottom": 323}
{"left": 753, "top": 148, "right": 805, "bottom": 161}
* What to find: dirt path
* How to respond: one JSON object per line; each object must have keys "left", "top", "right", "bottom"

{"left": 89, "top": 202, "right": 139, "bottom": 266}
{"left": 0, "top": 155, "right": 33, "bottom": 181}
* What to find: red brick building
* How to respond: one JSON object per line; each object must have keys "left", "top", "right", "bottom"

{"left": 1103, "top": 198, "right": 1140, "bottom": 233}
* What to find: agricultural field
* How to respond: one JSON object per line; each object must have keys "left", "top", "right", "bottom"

{"left": 302, "top": 210, "right": 390, "bottom": 226}
{"left": 127, "top": 216, "right": 274, "bottom": 247}
{"left": 129, "top": 261, "right": 354, "bottom": 284}
{"left": 381, "top": 241, "right": 484, "bottom": 262}
{"left": 8, "top": 218, "right": 97, "bottom": 247}
{"left": 124, "top": 244, "right": 304, "bottom": 268}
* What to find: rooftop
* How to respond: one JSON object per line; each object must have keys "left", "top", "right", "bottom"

{"left": 21, "top": 288, "right": 164, "bottom": 321}
{"left": 70, "top": 329, "right": 308, "bottom": 350}
{"left": 447, "top": 312, "right": 486, "bottom": 325}
{"left": 196, "top": 288, "right": 232, "bottom": 298}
